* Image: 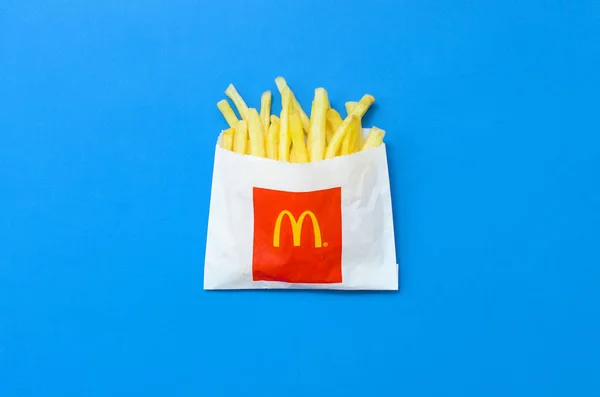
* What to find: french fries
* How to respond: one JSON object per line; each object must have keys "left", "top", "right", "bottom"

{"left": 217, "top": 100, "right": 239, "bottom": 128}
{"left": 290, "top": 111, "right": 309, "bottom": 163}
{"left": 220, "top": 127, "right": 234, "bottom": 151}
{"left": 275, "top": 77, "right": 310, "bottom": 133}
{"left": 266, "top": 115, "right": 280, "bottom": 160}
{"left": 216, "top": 79, "right": 386, "bottom": 161}
{"left": 345, "top": 101, "right": 358, "bottom": 116}
{"left": 225, "top": 84, "right": 249, "bottom": 120}
{"left": 260, "top": 91, "right": 271, "bottom": 132}
{"left": 363, "top": 126, "right": 386, "bottom": 150}
{"left": 341, "top": 117, "right": 361, "bottom": 156}
{"left": 325, "top": 94, "right": 375, "bottom": 159}
{"left": 233, "top": 120, "right": 248, "bottom": 155}
{"left": 247, "top": 108, "right": 266, "bottom": 157}
{"left": 308, "top": 88, "right": 328, "bottom": 161}
{"left": 279, "top": 87, "right": 292, "bottom": 161}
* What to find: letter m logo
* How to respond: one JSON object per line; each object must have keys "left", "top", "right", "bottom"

{"left": 252, "top": 187, "right": 342, "bottom": 284}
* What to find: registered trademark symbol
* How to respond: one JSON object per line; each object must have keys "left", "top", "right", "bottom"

{"left": 323, "top": 242, "right": 328, "bottom": 247}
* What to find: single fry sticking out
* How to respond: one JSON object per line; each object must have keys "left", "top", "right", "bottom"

{"left": 275, "top": 77, "right": 310, "bottom": 133}
{"left": 278, "top": 87, "right": 292, "bottom": 161}
{"left": 325, "top": 94, "right": 375, "bottom": 159}
{"left": 221, "top": 127, "right": 234, "bottom": 151}
{"left": 217, "top": 100, "right": 239, "bottom": 128}
{"left": 345, "top": 101, "right": 358, "bottom": 116}
{"left": 260, "top": 91, "right": 272, "bottom": 132}
{"left": 362, "top": 126, "right": 386, "bottom": 150}
{"left": 233, "top": 120, "right": 248, "bottom": 155}
{"left": 290, "top": 111, "right": 309, "bottom": 163}
{"left": 308, "top": 88, "right": 328, "bottom": 161}
{"left": 225, "top": 84, "right": 249, "bottom": 120}
{"left": 266, "top": 115, "right": 280, "bottom": 160}
{"left": 247, "top": 108, "right": 266, "bottom": 157}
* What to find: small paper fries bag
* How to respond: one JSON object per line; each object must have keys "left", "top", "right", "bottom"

{"left": 204, "top": 129, "right": 398, "bottom": 290}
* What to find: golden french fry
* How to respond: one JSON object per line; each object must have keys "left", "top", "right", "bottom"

{"left": 233, "top": 120, "right": 248, "bottom": 154}
{"left": 340, "top": 126, "right": 352, "bottom": 156}
{"left": 308, "top": 88, "right": 328, "bottom": 161}
{"left": 362, "top": 126, "right": 386, "bottom": 150}
{"left": 326, "top": 109, "right": 343, "bottom": 132}
{"left": 260, "top": 90, "right": 272, "bottom": 132}
{"left": 325, "top": 115, "right": 359, "bottom": 159}
{"left": 217, "top": 100, "right": 239, "bottom": 128}
{"left": 266, "top": 115, "right": 280, "bottom": 160}
{"left": 350, "top": 117, "right": 363, "bottom": 154}
{"left": 290, "top": 111, "right": 309, "bottom": 163}
{"left": 325, "top": 109, "right": 342, "bottom": 152}
{"left": 325, "top": 94, "right": 375, "bottom": 159}
{"left": 353, "top": 124, "right": 364, "bottom": 153}
{"left": 307, "top": 100, "right": 315, "bottom": 153}
{"left": 275, "top": 77, "right": 310, "bottom": 133}
{"left": 340, "top": 117, "right": 361, "bottom": 155}
{"left": 344, "top": 102, "right": 363, "bottom": 153}
{"left": 278, "top": 86, "right": 292, "bottom": 161}
{"left": 225, "top": 84, "right": 249, "bottom": 120}
{"left": 345, "top": 101, "right": 358, "bottom": 116}
{"left": 220, "top": 127, "right": 234, "bottom": 151}
{"left": 326, "top": 124, "right": 334, "bottom": 145}
{"left": 247, "top": 108, "right": 266, "bottom": 157}
{"left": 290, "top": 145, "right": 297, "bottom": 162}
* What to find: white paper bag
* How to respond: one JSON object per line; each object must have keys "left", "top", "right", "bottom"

{"left": 204, "top": 129, "right": 398, "bottom": 290}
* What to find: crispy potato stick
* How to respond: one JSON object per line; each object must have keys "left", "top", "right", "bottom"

{"left": 325, "top": 94, "right": 375, "bottom": 159}
{"left": 362, "top": 126, "right": 386, "bottom": 150}
{"left": 225, "top": 84, "right": 249, "bottom": 120}
{"left": 345, "top": 102, "right": 363, "bottom": 153}
{"left": 308, "top": 88, "right": 328, "bottom": 161}
{"left": 307, "top": 100, "right": 315, "bottom": 153}
{"left": 349, "top": 117, "right": 363, "bottom": 154}
{"left": 260, "top": 90, "right": 272, "bottom": 132}
{"left": 217, "top": 100, "right": 239, "bottom": 128}
{"left": 345, "top": 101, "right": 358, "bottom": 116}
{"left": 326, "top": 124, "right": 334, "bottom": 145}
{"left": 325, "top": 115, "right": 359, "bottom": 159}
{"left": 233, "top": 120, "right": 248, "bottom": 154}
{"left": 340, "top": 117, "right": 362, "bottom": 155}
{"left": 325, "top": 109, "right": 343, "bottom": 157}
{"left": 353, "top": 124, "right": 364, "bottom": 153}
{"left": 340, "top": 124, "right": 353, "bottom": 156}
{"left": 290, "top": 145, "right": 297, "bottom": 162}
{"left": 326, "top": 109, "right": 343, "bottom": 131}
{"left": 290, "top": 111, "right": 309, "bottom": 163}
{"left": 278, "top": 87, "right": 292, "bottom": 161}
{"left": 266, "top": 115, "right": 280, "bottom": 160}
{"left": 220, "top": 127, "right": 234, "bottom": 151}
{"left": 275, "top": 77, "right": 310, "bottom": 133}
{"left": 247, "top": 108, "right": 266, "bottom": 157}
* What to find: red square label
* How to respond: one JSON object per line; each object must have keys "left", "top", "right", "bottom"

{"left": 252, "top": 187, "right": 342, "bottom": 284}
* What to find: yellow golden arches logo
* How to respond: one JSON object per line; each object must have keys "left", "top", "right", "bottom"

{"left": 273, "top": 210, "right": 322, "bottom": 248}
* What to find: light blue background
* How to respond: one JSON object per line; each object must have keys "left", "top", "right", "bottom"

{"left": 1, "top": 1, "right": 599, "bottom": 396}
